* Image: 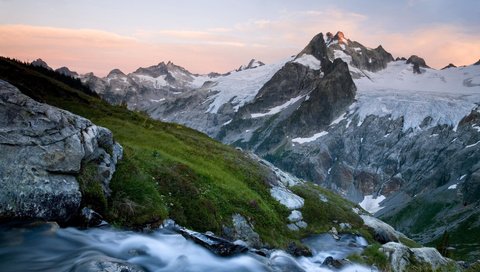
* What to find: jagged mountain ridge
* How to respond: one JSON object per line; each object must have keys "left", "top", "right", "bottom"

{"left": 42, "top": 31, "right": 480, "bottom": 261}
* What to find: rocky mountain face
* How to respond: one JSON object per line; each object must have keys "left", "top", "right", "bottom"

{"left": 31, "top": 58, "right": 52, "bottom": 70}
{"left": 0, "top": 80, "right": 122, "bottom": 223}
{"left": 55, "top": 66, "right": 79, "bottom": 78}
{"left": 236, "top": 59, "right": 265, "bottom": 71}
{"left": 77, "top": 31, "right": 480, "bottom": 260}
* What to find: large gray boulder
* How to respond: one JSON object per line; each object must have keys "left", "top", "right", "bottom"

{"left": 0, "top": 80, "right": 122, "bottom": 222}
{"left": 381, "top": 242, "right": 453, "bottom": 272}
{"left": 361, "top": 215, "right": 405, "bottom": 244}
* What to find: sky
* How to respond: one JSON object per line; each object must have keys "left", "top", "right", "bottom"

{"left": 0, "top": 0, "right": 479, "bottom": 76}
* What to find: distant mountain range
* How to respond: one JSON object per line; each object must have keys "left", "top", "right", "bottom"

{"left": 32, "top": 31, "right": 480, "bottom": 261}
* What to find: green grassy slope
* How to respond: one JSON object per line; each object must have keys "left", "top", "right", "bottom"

{"left": 0, "top": 57, "right": 369, "bottom": 249}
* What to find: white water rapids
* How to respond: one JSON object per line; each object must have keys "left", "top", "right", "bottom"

{"left": 0, "top": 223, "right": 375, "bottom": 272}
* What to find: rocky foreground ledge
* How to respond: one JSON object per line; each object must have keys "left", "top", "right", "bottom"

{"left": 0, "top": 80, "right": 122, "bottom": 223}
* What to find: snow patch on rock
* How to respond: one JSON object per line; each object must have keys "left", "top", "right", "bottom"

{"left": 293, "top": 54, "right": 321, "bottom": 70}
{"left": 359, "top": 195, "right": 386, "bottom": 214}
{"left": 251, "top": 95, "right": 304, "bottom": 118}
{"left": 291, "top": 131, "right": 328, "bottom": 144}
{"left": 447, "top": 184, "right": 458, "bottom": 190}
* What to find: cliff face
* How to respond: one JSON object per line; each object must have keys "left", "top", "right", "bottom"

{"left": 0, "top": 80, "right": 122, "bottom": 222}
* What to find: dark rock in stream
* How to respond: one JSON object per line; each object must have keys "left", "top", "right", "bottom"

{"left": 162, "top": 219, "right": 261, "bottom": 257}
{"left": 177, "top": 228, "right": 249, "bottom": 257}
{"left": 286, "top": 241, "right": 313, "bottom": 257}
{"left": 79, "top": 207, "right": 105, "bottom": 227}
{"left": 322, "top": 256, "right": 350, "bottom": 269}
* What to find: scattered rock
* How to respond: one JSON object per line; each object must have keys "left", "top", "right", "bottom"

{"left": 231, "top": 214, "right": 261, "bottom": 248}
{"left": 287, "top": 210, "right": 303, "bottom": 222}
{"left": 395, "top": 57, "right": 407, "bottom": 61}
{"left": 79, "top": 207, "right": 104, "bottom": 227}
{"left": 322, "top": 256, "right": 349, "bottom": 269}
{"left": 330, "top": 226, "right": 338, "bottom": 235}
{"left": 287, "top": 223, "right": 299, "bottom": 231}
{"left": 295, "top": 221, "right": 308, "bottom": 229}
{"left": 329, "top": 227, "right": 340, "bottom": 240}
{"left": 286, "top": 242, "right": 313, "bottom": 257}
{"left": 340, "top": 223, "right": 352, "bottom": 230}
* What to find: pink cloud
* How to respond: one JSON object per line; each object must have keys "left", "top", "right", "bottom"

{"left": 0, "top": 24, "right": 288, "bottom": 76}
{"left": 1, "top": 10, "right": 479, "bottom": 78}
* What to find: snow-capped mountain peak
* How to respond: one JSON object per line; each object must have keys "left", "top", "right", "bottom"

{"left": 107, "top": 68, "right": 127, "bottom": 78}
{"left": 441, "top": 63, "right": 456, "bottom": 70}
{"left": 326, "top": 31, "right": 349, "bottom": 47}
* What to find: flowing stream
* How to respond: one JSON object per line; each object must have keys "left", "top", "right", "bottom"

{"left": 0, "top": 223, "right": 374, "bottom": 272}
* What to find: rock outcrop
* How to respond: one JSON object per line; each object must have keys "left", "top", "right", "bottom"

{"left": 326, "top": 31, "right": 394, "bottom": 73}
{"left": 441, "top": 63, "right": 457, "bottom": 70}
{"left": 31, "top": 58, "right": 52, "bottom": 70}
{"left": 381, "top": 242, "right": 453, "bottom": 272}
{"left": 0, "top": 80, "right": 122, "bottom": 223}
{"left": 406, "top": 55, "right": 429, "bottom": 68}
{"left": 361, "top": 215, "right": 405, "bottom": 244}
{"left": 236, "top": 59, "right": 265, "bottom": 71}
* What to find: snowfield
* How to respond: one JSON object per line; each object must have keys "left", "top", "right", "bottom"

{"left": 359, "top": 195, "right": 386, "bottom": 214}
{"left": 292, "top": 131, "right": 329, "bottom": 144}
{"left": 294, "top": 54, "right": 322, "bottom": 70}
{"left": 206, "top": 57, "right": 292, "bottom": 113}
{"left": 251, "top": 95, "right": 304, "bottom": 118}
{"left": 349, "top": 61, "right": 480, "bottom": 131}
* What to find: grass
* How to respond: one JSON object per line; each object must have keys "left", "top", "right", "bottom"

{"left": 382, "top": 193, "right": 480, "bottom": 262}
{"left": 348, "top": 243, "right": 390, "bottom": 271}
{"left": 384, "top": 200, "right": 446, "bottom": 234}
{"left": 428, "top": 213, "right": 480, "bottom": 262}
{"left": 292, "top": 183, "right": 366, "bottom": 236}
{"left": 0, "top": 57, "right": 294, "bottom": 246}
{"left": 77, "top": 161, "right": 108, "bottom": 214}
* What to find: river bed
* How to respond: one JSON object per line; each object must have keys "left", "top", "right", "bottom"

{"left": 0, "top": 223, "right": 375, "bottom": 272}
